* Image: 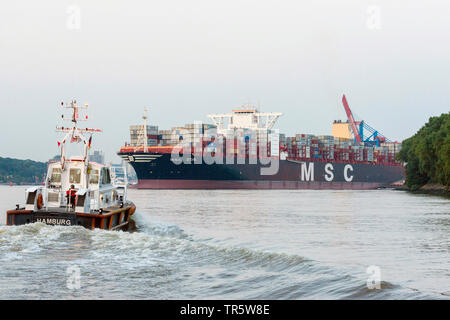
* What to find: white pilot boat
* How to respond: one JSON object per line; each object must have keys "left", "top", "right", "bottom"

{"left": 6, "top": 100, "right": 136, "bottom": 230}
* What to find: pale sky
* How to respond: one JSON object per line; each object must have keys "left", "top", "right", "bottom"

{"left": 1, "top": 0, "right": 449, "bottom": 162}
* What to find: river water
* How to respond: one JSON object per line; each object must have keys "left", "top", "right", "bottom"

{"left": 0, "top": 185, "right": 448, "bottom": 299}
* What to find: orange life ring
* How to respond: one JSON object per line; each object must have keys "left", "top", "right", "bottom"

{"left": 36, "top": 193, "right": 44, "bottom": 210}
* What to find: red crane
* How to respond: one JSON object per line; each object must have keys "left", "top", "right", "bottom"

{"left": 341, "top": 94, "right": 362, "bottom": 143}
{"left": 341, "top": 94, "right": 390, "bottom": 146}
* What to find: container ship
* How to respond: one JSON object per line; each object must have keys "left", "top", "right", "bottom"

{"left": 118, "top": 95, "right": 405, "bottom": 189}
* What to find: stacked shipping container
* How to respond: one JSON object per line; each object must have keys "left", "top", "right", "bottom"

{"left": 129, "top": 125, "right": 159, "bottom": 147}
{"left": 281, "top": 133, "right": 401, "bottom": 165}
{"left": 127, "top": 123, "right": 401, "bottom": 166}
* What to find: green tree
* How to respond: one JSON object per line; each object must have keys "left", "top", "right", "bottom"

{"left": 397, "top": 113, "right": 450, "bottom": 190}
{"left": 0, "top": 157, "right": 46, "bottom": 184}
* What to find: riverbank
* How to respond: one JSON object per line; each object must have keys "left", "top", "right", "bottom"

{"left": 395, "top": 183, "right": 449, "bottom": 197}
{"left": 0, "top": 157, "right": 45, "bottom": 185}
{"left": 0, "top": 183, "right": 40, "bottom": 186}
{"left": 416, "top": 183, "right": 449, "bottom": 196}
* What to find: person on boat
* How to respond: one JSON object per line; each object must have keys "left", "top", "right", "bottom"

{"left": 66, "top": 184, "right": 77, "bottom": 210}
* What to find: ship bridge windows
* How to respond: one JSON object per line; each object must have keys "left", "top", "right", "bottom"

{"left": 50, "top": 168, "right": 62, "bottom": 183}
{"left": 69, "top": 168, "right": 81, "bottom": 184}
{"left": 101, "top": 168, "right": 111, "bottom": 185}
{"left": 89, "top": 169, "right": 100, "bottom": 184}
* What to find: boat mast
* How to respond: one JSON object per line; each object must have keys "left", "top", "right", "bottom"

{"left": 56, "top": 100, "right": 101, "bottom": 186}
{"left": 142, "top": 107, "right": 148, "bottom": 153}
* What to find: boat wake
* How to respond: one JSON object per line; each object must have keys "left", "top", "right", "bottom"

{"left": 0, "top": 213, "right": 443, "bottom": 300}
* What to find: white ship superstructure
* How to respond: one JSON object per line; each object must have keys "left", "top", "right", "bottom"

{"left": 208, "top": 107, "right": 282, "bottom": 134}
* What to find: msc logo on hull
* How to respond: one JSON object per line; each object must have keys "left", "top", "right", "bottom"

{"left": 300, "top": 163, "right": 354, "bottom": 182}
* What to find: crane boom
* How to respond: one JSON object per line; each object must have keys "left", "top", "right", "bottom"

{"left": 342, "top": 94, "right": 362, "bottom": 143}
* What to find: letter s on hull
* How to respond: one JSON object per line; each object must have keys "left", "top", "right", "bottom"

{"left": 344, "top": 164, "right": 354, "bottom": 182}
{"left": 324, "top": 163, "right": 334, "bottom": 182}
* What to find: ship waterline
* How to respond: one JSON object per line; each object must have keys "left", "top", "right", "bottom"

{"left": 133, "top": 179, "right": 389, "bottom": 190}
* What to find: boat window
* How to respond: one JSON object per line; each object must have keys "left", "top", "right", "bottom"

{"left": 69, "top": 168, "right": 81, "bottom": 184}
{"left": 26, "top": 191, "right": 36, "bottom": 205}
{"left": 102, "top": 168, "right": 111, "bottom": 185}
{"left": 50, "top": 168, "right": 62, "bottom": 183}
{"left": 89, "top": 169, "right": 99, "bottom": 184}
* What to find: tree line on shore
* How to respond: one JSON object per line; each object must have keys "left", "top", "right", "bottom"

{"left": 0, "top": 157, "right": 46, "bottom": 184}
{"left": 397, "top": 112, "right": 450, "bottom": 191}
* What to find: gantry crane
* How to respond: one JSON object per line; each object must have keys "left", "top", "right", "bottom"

{"left": 341, "top": 95, "right": 390, "bottom": 147}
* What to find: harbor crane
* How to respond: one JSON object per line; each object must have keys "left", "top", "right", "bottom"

{"left": 342, "top": 95, "right": 390, "bottom": 147}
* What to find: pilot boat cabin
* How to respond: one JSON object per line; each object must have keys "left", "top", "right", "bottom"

{"left": 45, "top": 158, "right": 120, "bottom": 213}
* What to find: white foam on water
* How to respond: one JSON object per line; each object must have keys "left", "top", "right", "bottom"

{"left": 133, "top": 211, "right": 190, "bottom": 239}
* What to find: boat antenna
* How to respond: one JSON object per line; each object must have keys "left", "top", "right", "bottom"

{"left": 57, "top": 100, "right": 101, "bottom": 172}
{"left": 142, "top": 107, "right": 148, "bottom": 153}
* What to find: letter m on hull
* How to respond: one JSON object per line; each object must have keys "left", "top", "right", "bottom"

{"left": 301, "top": 162, "right": 314, "bottom": 181}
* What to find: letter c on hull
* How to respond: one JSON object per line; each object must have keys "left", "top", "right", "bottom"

{"left": 344, "top": 164, "right": 354, "bottom": 182}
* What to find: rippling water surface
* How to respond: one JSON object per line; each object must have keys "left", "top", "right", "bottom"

{"left": 0, "top": 185, "right": 449, "bottom": 299}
